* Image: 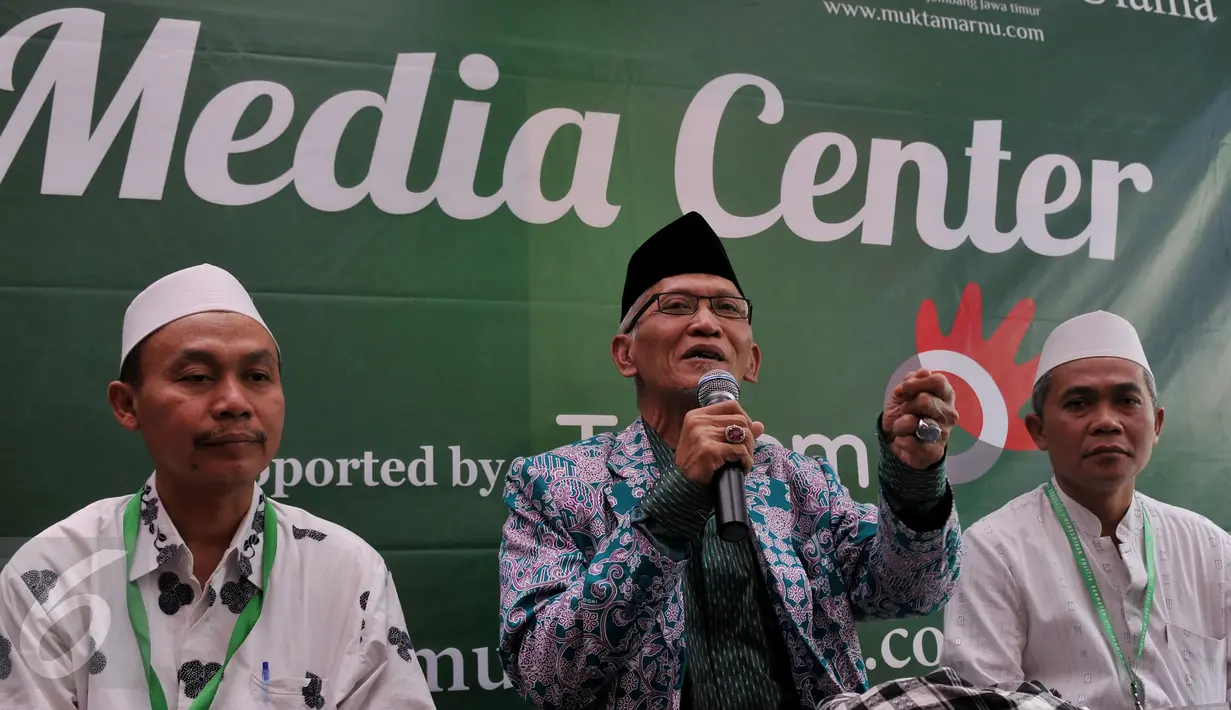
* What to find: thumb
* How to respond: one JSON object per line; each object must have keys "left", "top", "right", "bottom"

{"left": 750, "top": 421, "right": 766, "bottom": 438}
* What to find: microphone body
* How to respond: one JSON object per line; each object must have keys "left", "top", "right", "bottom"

{"left": 696, "top": 370, "right": 749, "bottom": 542}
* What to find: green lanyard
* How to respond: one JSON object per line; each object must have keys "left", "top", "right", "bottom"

{"left": 1044, "top": 481, "right": 1154, "bottom": 710}
{"left": 122, "top": 486, "right": 277, "bottom": 710}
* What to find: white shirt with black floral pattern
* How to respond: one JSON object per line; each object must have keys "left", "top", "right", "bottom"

{"left": 0, "top": 474, "right": 437, "bottom": 710}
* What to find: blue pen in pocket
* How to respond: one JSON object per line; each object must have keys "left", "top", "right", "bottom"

{"left": 262, "top": 661, "right": 270, "bottom": 705}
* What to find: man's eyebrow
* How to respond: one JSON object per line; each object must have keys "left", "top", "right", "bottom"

{"left": 241, "top": 349, "right": 278, "bottom": 366}
{"left": 170, "top": 349, "right": 277, "bottom": 367}
{"left": 1059, "top": 382, "right": 1143, "bottom": 398}
{"left": 172, "top": 349, "right": 218, "bottom": 365}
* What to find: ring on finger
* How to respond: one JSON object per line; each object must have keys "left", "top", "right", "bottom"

{"left": 724, "top": 424, "right": 746, "bottom": 444}
{"left": 914, "top": 418, "right": 942, "bottom": 443}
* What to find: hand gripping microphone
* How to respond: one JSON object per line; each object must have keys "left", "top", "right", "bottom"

{"left": 697, "top": 369, "right": 750, "bottom": 542}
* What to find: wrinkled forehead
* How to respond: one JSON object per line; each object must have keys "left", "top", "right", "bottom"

{"left": 650, "top": 273, "right": 742, "bottom": 297}
{"left": 1049, "top": 356, "right": 1150, "bottom": 392}
{"left": 141, "top": 311, "right": 279, "bottom": 363}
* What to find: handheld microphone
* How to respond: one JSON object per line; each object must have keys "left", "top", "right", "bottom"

{"left": 696, "top": 369, "right": 749, "bottom": 542}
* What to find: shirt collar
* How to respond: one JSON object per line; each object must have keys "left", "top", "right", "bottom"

{"left": 1048, "top": 475, "right": 1144, "bottom": 539}
{"left": 641, "top": 420, "right": 676, "bottom": 471}
{"left": 127, "top": 473, "right": 270, "bottom": 589}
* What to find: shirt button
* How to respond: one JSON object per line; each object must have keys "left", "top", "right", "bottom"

{"left": 637, "top": 574, "right": 652, "bottom": 587}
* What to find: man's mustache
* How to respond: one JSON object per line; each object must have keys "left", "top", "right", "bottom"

{"left": 194, "top": 427, "right": 267, "bottom": 446}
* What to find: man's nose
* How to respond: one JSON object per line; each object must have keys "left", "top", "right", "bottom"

{"left": 210, "top": 376, "right": 254, "bottom": 420}
{"left": 686, "top": 301, "right": 723, "bottom": 334}
{"left": 1088, "top": 402, "right": 1123, "bottom": 435}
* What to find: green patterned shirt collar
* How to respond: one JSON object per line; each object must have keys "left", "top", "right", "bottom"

{"left": 642, "top": 421, "right": 678, "bottom": 472}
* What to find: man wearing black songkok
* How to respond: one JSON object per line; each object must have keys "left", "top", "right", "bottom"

{"left": 498, "top": 212, "right": 965, "bottom": 710}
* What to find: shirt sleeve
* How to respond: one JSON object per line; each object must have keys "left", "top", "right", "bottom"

{"left": 639, "top": 463, "right": 714, "bottom": 554}
{"left": 939, "top": 523, "right": 1027, "bottom": 686}
{"left": 1223, "top": 535, "right": 1231, "bottom": 703}
{"left": 812, "top": 456, "right": 961, "bottom": 621}
{"left": 0, "top": 544, "right": 80, "bottom": 710}
{"left": 875, "top": 414, "right": 952, "bottom": 532}
{"left": 336, "top": 561, "right": 437, "bottom": 710}
{"left": 497, "top": 455, "right": 693, "bottom": 710}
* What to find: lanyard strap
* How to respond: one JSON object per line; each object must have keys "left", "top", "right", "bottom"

{"left": 1044, "top": 482, "right": 1154, "bottom": 710}
{"left": 122, "top": 487, "right": 277, "bottom": 710}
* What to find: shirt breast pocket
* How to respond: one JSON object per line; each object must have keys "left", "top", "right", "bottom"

{"left": 247, "top": 672, "right": 335, "bottom": 710}
{"left": 1164, "top": 622, "right": 1227, "bottom": 704}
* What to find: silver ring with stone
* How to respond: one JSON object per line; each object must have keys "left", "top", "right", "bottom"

{"left": 915, "top": 417, "right": 942, "bottom": 443}
{"left": 724, "top": 424, "right": 746, "bottom": 444}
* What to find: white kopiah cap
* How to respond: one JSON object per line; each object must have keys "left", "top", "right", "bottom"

{"left": 120, "top": 263, "right": 277, "bottom": 372}
{"left": 1034, "top": 310, "right": 1151, "bottom": 386}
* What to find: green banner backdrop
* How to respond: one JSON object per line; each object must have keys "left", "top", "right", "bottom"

{"left": 1, "top": 1, "right": 1229, "bottom": 707}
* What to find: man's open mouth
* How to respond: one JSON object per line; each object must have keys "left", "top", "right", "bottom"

{"left": 682, "top": 345, "right": 725, "bottom": 362}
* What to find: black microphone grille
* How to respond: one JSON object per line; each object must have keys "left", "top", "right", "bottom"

{"left": 697, "top": 369, "right": 740, "bottom": 406}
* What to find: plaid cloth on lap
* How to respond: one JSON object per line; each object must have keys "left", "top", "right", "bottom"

{"left": 818, "top": 668, "right": 1085, "bottom": 710}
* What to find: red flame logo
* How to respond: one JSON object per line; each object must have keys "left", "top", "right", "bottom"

{"left": 915, "top": 283, "right": 1039, "bottom": 452}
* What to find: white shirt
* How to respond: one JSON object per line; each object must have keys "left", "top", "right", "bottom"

{"left": 0, "top": 474, "right": 437, "bottom": 710}
{"left": 941, "top": 478, "right": 1231, "bottom": 710}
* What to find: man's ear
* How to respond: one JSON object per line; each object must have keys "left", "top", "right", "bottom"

{"left": 108, "top": 381, "right": 141, "bottom": 431}
{"left": 1024, "top": 412, "right": 1047, "bottom": 451}
{"left": 611, "top": 334, "right": 638, "bottom": 378}
{"left": 742, "top": 342, "right": 762, "bottom": 383}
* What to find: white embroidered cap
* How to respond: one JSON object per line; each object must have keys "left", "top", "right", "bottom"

{"left": 120, "top": 263, "right": 277, "bottom": 372}
{"left": 1034, "top": 310, "right": 1151, "bottom": 385}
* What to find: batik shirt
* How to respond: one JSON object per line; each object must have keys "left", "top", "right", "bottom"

{"left": 498, "top": 416, "right": 963, "bottom": 710}
{"left": 0, "top": 474, "right": 437, "bottom": 710}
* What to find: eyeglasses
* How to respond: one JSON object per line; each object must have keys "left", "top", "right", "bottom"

{"left": 624, "top": 292, "right": 753, "bottom": 333}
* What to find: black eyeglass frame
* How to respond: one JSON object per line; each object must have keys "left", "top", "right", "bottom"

{"left": 622, "top": 292, "right": 754, "bottom": 334}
